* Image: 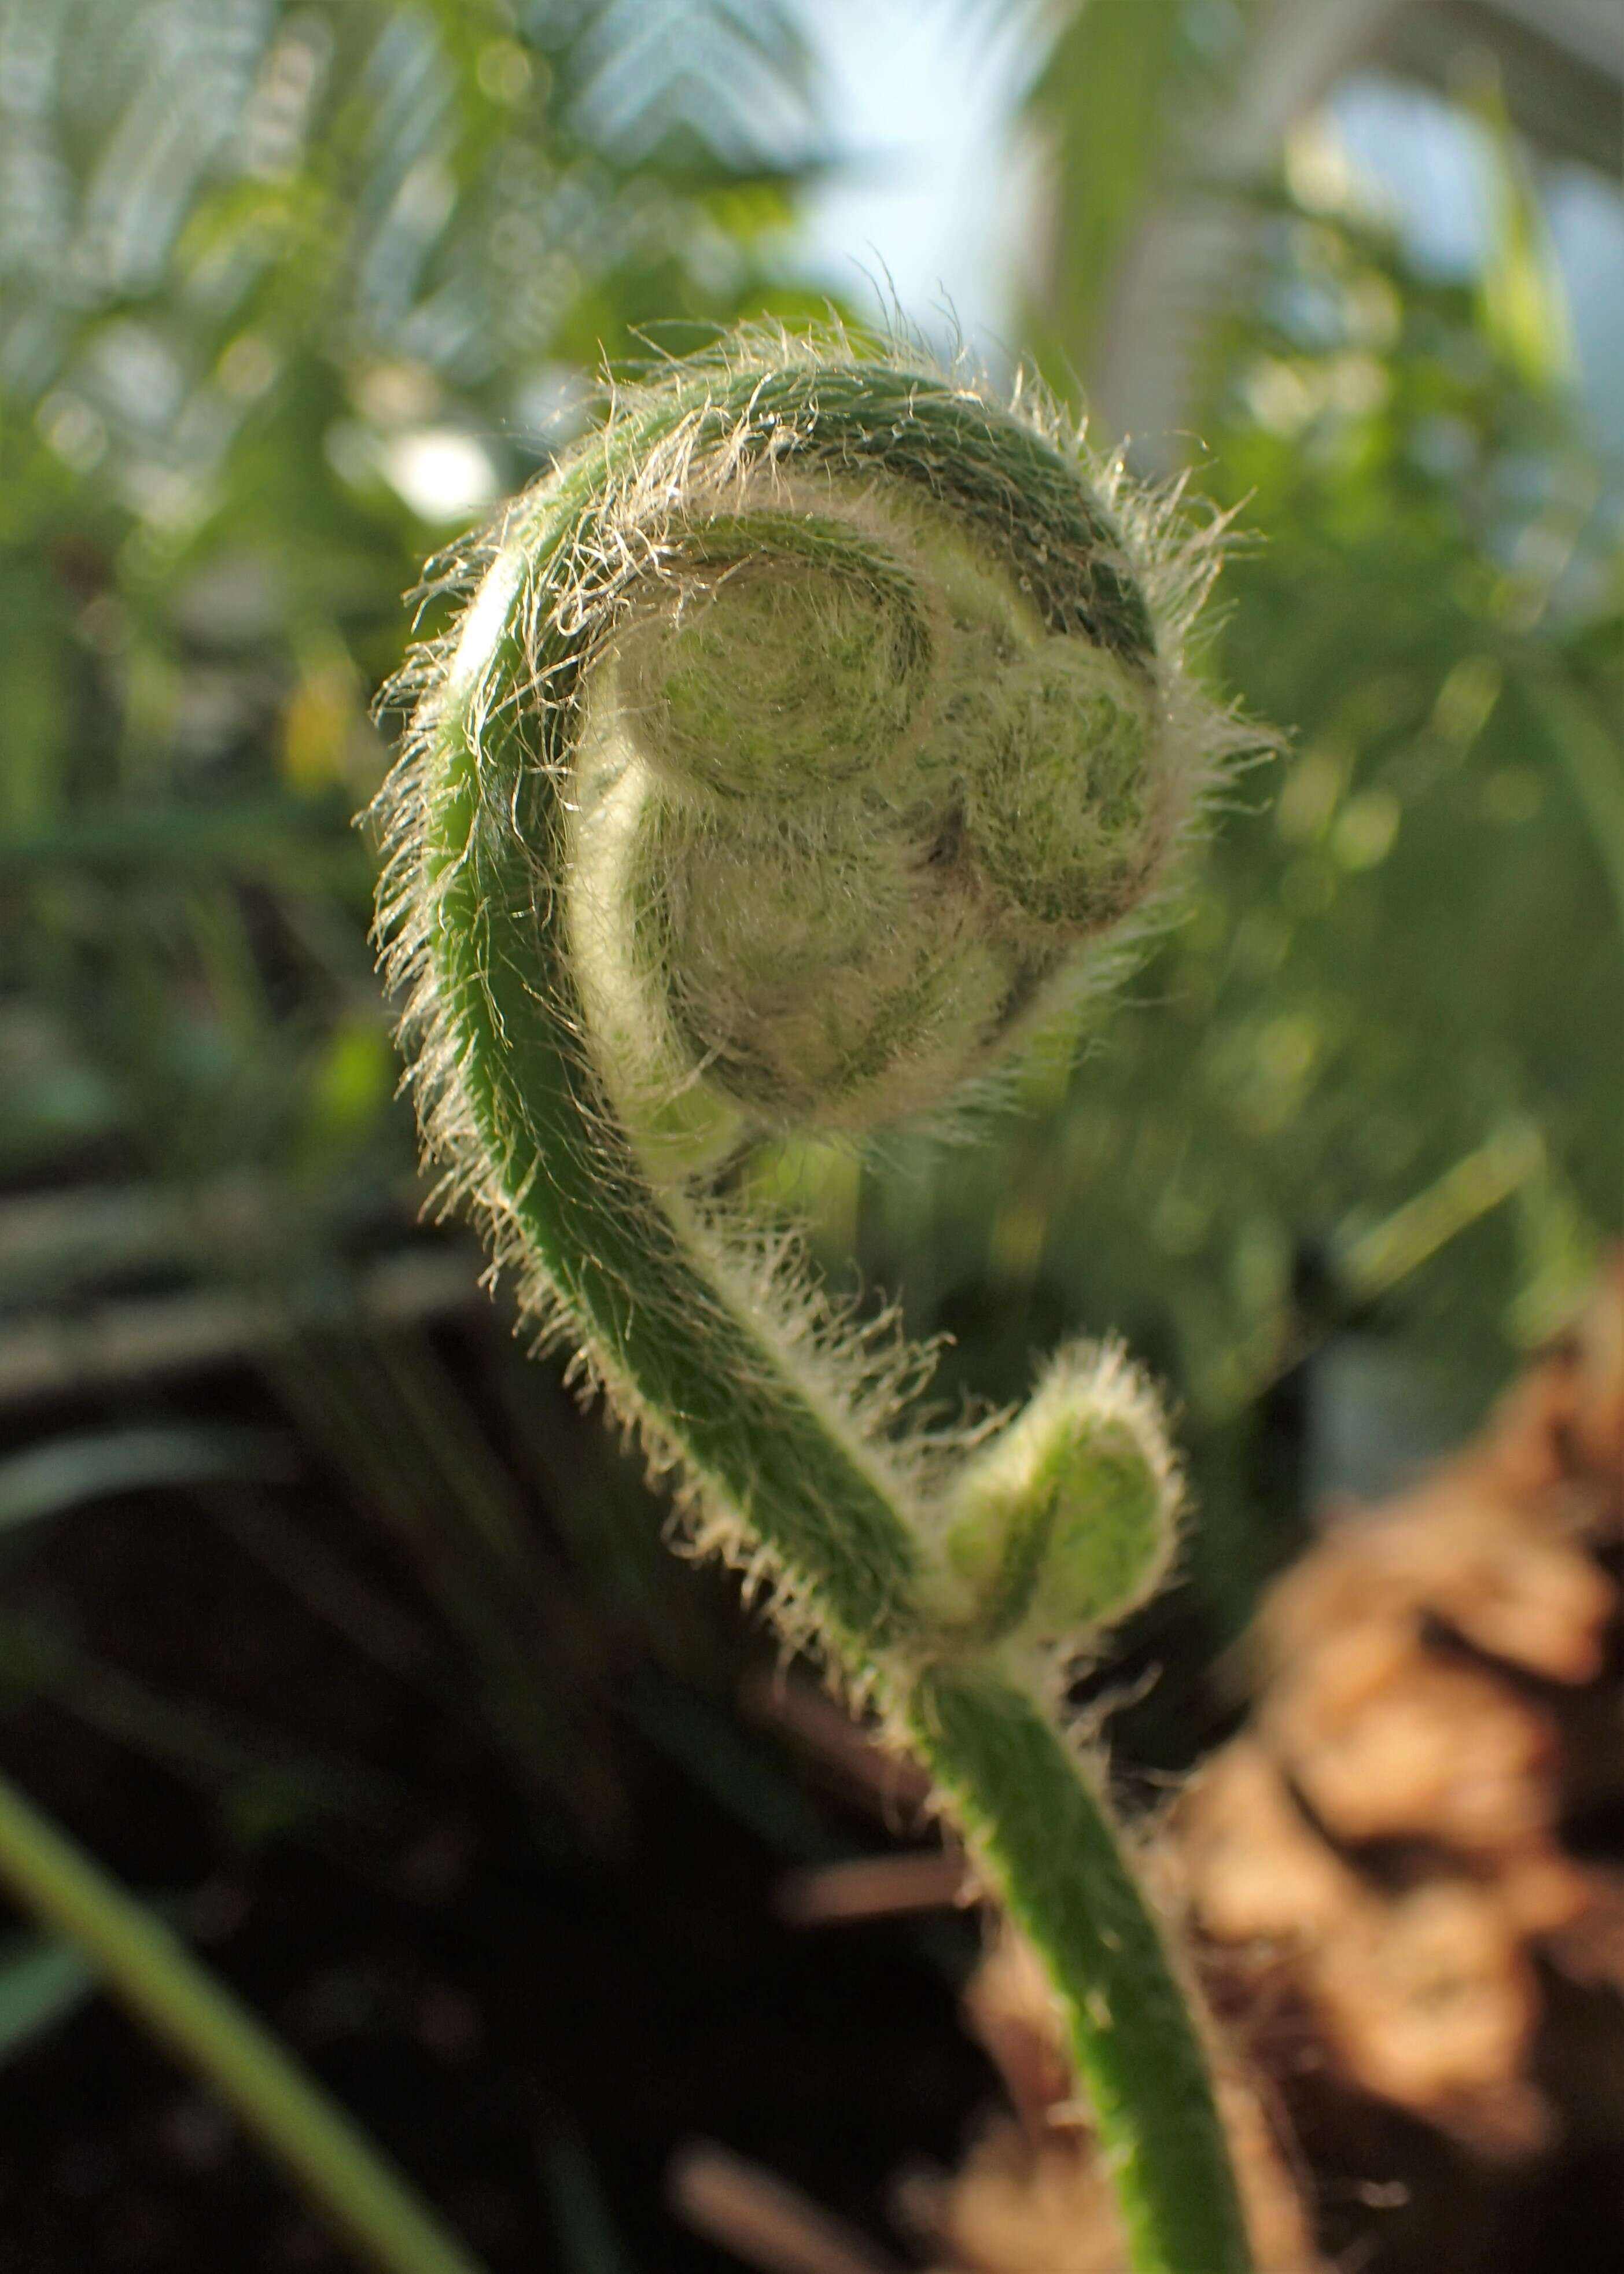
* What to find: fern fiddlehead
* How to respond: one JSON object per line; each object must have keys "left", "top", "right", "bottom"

{"left": 374, "top": 329, "right": 1254, "bottom": 2274}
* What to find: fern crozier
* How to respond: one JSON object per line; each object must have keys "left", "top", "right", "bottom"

{"left": 373, "top": 326, "right": 1257, "bottom": 2274}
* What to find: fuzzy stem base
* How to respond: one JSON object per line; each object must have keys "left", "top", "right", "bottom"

{"left": 905, "top": 1666, "right": 1253, "bottom": 2274}
{"left": 0, "top": 1768, "right": 488, "bottom": 2274}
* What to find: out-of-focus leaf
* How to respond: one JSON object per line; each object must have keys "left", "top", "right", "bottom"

{"left": 1467, "top": 69, "right": 1577, "bottom": 396}
{"left": 1520, "top": 668, "right": 1624, "bottom": 944}
{"left": 0, "top": 1427, "right": 296, "bottom": 1533}
{"left": 0, "top": 797, "right": 368, "bottom": 883}
{"left": 0, "top": 1610, "right": 413, "bottom": 1836}
{"left": 1028, "top": 0, "right": 1192, "bottom": 364}
{"left": 0, "top": 1937, "right": 94, "bottom": 2065}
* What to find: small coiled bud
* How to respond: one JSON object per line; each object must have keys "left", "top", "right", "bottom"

{"left": 934, "top": 1344, "right": 1183, "bottom": 1654}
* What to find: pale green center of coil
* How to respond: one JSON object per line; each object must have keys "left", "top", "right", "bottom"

{"left": 565, "top": 484, "right": 1170, "bottom": 1158}
{"left": 620, "top": 515, "right": 931, "bottom": 797}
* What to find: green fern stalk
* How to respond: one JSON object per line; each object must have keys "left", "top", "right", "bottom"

{"left": 374, "top": 326, "right": 1255, "bottom": 2273}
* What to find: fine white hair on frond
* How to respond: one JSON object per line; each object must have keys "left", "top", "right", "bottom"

{"left": 369, "top": 322, "right": 1257, "bottom": 1687}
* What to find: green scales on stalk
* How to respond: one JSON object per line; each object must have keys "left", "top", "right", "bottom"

{"left": 373, "top": 326, "right": 1258, "bottom": 2274}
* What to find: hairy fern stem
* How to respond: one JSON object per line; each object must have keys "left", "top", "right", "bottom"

{"left": 374, "top": 327, "right": 1256, "bottom": 2273}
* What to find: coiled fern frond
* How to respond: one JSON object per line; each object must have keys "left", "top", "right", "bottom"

{"left": 373, "top": 323, "right": 1260, "bottom": 2274}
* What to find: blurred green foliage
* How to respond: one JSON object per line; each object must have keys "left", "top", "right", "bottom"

{"left": 0, "top": 0, "right": 820, "bottom": 1241}
{"left": 0, "top": 0, "right": 833, "bottom": 1867}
